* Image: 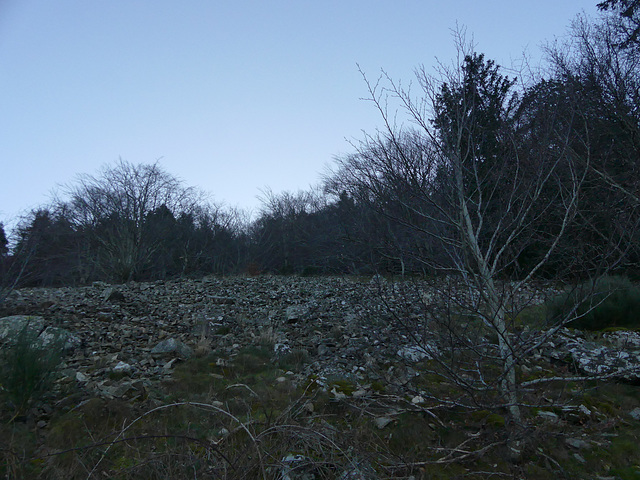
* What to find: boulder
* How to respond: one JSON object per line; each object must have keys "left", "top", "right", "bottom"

{"left": 0, "top": 315, "right": 79, "bottom": 350}
{"left": 0, "top": 315, "right": 45, "bottom": 340}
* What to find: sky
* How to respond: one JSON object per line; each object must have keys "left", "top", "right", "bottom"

{"left": 0, "top": 1, "right": 601, "bottom": 230}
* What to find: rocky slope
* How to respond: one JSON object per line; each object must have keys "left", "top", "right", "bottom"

{"left": 1, "top": 275, "right": 639, "bottom": 403}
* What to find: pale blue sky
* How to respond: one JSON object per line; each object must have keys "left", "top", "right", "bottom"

{"left": 0, "top": 1, "right": 600, "bottom": 228}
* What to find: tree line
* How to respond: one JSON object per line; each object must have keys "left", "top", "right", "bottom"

{"left": 1, "top": 8, "right": 639, "bottom": 289}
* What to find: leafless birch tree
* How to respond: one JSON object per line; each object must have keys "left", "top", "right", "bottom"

{"left": 328, "top": 39, "right": 602, "bottom": 453}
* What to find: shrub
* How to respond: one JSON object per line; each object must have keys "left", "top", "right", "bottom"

{"left": 0, "top": 320, "right": 64, "bottom": 417}
{"left": 546, "top": 275, "right": 640, "bottom": 330}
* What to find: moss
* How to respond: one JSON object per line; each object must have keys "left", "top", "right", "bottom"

{"left": 302, "top": 374, "right": 322, "bottom": 392}
{"left": 329, "top": 378, "right": 356, "bottom": 396}
{"left": 514, "top": 304, "right": 548, "bottom": 329}
{"left": 486, "top": 413, "right": 506, "bottom": 428}
{"left": 47, "top": 411, "right": 86, "bottom": 447}
{"left": 610, "top": 466, "right": 640, "bottom": 479}
{"left": 470, "top": 409, "right": 491, "bottom": 422}
{"left": 215, "top": 325, "right": 231, "bottom": 335}
{"left": 369, "top": 380, "right": 385, "bottom": 392}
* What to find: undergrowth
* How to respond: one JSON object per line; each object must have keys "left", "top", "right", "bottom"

{"left": 1, "top": 327, "right": 640, "bottom": 478}
{"left": 546, "top": 275, "right": 640, "bottom": 330}
{"left": 0, "top": 319, "right": 65, "bottom": 419}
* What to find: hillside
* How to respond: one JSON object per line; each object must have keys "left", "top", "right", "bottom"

{"left": 1, "top": 275, "right": 640, "bottom": 479}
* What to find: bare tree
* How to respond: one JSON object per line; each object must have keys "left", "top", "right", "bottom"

{"left": 61, "top": 159, "right": 206, "bottom": 282}
{"left": 597, "top": 0, "right": 640, "bottom": 48}
{"left": 328, "top": 37, "right": 616, "bottom": 458}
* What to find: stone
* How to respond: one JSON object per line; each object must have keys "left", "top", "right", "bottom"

{"left": 151, "top": 338, "right": 193, "bottom": 359}
{"left": 373, "top": 416, "right": 393, "bottom": 429}
{"left": 40, "top": 326, "right": 81, "bottom": 350}
{"left": 566, "top": 437, "right": 591, "bottom": 449}
{"left": 629, "top": 407, "right": 640, "bottom": 420}
{"left": 285, "top": 305, "right": 307, "bottom": 323}
{"left": 0, "top": 315, "right": 45, "bottom": 340}
{"left": 397, "top": 344, "right": 438, "bottom": 362}
{"left": 113, "top": 361, "right": 133, "bottom": 374}
{"left": 280, "top": 454, "right": 316, "bottom": 480}
{"left": 538, "top": 328, "right": 640, "bottom": 382}
{"left": 537, "top": 410, "right": 560, "bottom": 422}
{"left": 102, "top": 287, "right": 125, "bottom": 302}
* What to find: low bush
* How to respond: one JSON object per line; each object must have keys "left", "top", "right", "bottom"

{"left": 0, "top": 320, "right": 64, "bottom": 417}
{"left": 546, "top": 275, "right": 640, "bottom": 330}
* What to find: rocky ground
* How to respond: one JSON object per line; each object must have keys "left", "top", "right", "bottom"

{"left": 2, "top": 275, "right": 640, "bottom": 479}
{"left": 2, "top": 275, "right": 639, "bottom": 397}
{"left": 0, "top": 275, "right": 416, "bottom": 403}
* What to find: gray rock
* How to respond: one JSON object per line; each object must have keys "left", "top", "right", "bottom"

{"left": 209, "top": 296, "right": 235, "bottom": 305}
{"left": 151, "top": 338, "right": 193, "bottom": 359}
{"left": 629, "top": 407, "right": 640, "bottom": 420}
{"left": 286, "top": 305, "right": 307, "bottom": 323}
{"left": 537, "top": 410, "right": 560, "bottom": 422}
{"left": 565, "top": 437, "right": 591, "bottom": 450}
{"left": 40, "top": 326, "right": 81, "bottom": 350}
{"left": 113, "top": 361, "right": 133, "bottom": 374}
{"left": 397, "top": 343, "right": 438, "bottom": 362}
{"left": 373, "top": 416, "right": 393, "bottom": 429}
{"left": 539, "top": 329, "right": 640, "bottom": 382}
{"left": 0, "top": 315, "right": 45, "bottom": 340}
{"left": 280, "top": 454, "right": 316, "bottom": 480}
{"left": 102, "top": 287, "right": 125, "bottom": 302}
{"left": 0, "top": 316, "right": 79, "bottom": 350}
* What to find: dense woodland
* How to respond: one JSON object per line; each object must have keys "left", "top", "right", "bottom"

{"left": 1, "top": 5, "right": 640, "bottom": 289}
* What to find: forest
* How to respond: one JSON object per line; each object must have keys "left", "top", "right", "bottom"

{"left": 0, "top": 5, "right": 639, "bottom": 291}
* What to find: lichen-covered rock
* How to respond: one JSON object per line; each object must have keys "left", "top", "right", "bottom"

{"left": 0, "top": 315, "right": 45, "bottom": 340}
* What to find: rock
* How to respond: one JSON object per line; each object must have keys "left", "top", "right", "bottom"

{"left": 0, "top": 316, "right": 79, "bottom": 350}
{"left": 40, "top": 326, "right": 81, "bottom": 350}
{"left": 163, "top": 358, "right": 178, "bottom": 371}
{"left": 373, "top": 416, "right": 393, "bottom": 429}
{"left": 0, "top": 315, "right": 45, "bottom": 340}
{"left": 280, "top": 454, "right": 316, "bottom": 480}
{"left": 573, "top": 453, "right": 587, "bottom": 464}
{"left": 566, "top": 437, "right": 591, "bottom": 449}
{"left": 285, "top": 305, "right": 307, "bottom": 323}
{"left": 330, "top": 388, "right": 348, "bottom": 400}
{"left": 274, "top": 342, "right": 290, "bottom": 354}
{"left": 537, "top": 410, "right": 560, "bottom": 422}
{"left": 102, "top": 287, "right": 125, "bottom": 302}
{"left": 151, "top": 338, "right": 193, "bottom": 359}
{"left": 629, "top": 407, "right": 640, "bottom": 420}
{"left": 75, "top": 371, "right": 88, "bottom": 382}
{"left": 397, "top": 344, "right": 438, "bottom": 362}
{"left": 538, "top": 329, "right": 640, "bottom": 382}
{"left": 209, "top": 296, "right": 235, "bottom": 305}
{"left": 113, "top": 361, "right": 133, "bottom": 374}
